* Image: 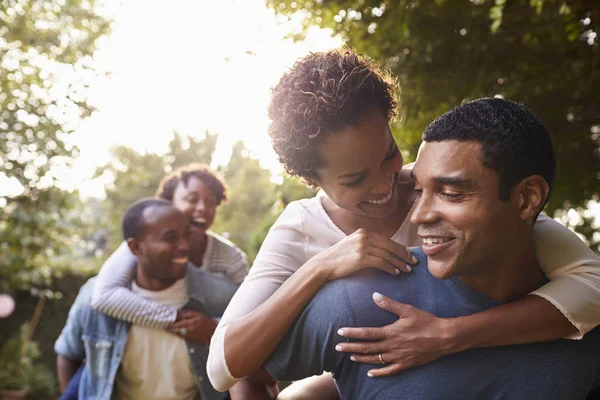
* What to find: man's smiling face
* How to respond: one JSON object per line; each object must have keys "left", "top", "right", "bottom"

{"left": 410, "top": 140, "right": 518, "bottom": 280}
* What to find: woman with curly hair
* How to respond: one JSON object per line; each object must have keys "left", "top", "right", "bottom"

{"left": 203, "top": 48, "right": 600, "bottom": 396}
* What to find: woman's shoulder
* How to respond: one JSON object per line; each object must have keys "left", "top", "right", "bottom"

{"left": 206, "top": 231, "right": 246, "bottom": 257}
{"left": 280, "top": 195, "right": 329, "bottom": 225}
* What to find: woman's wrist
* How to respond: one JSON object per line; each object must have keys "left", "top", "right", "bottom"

{"left": 300, "top": 257, "right": 334, "bottom": 285}
{"left": 441, "top": 316, "right": 472, "bottom": 356}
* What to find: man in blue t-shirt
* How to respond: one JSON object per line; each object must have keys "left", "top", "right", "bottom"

{"left": 258, "top": 98, "right": 600, "bottom": 399}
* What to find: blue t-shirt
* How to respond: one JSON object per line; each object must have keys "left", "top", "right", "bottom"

{"left": 266, "top": 247, "right": 600, "bottom": 400}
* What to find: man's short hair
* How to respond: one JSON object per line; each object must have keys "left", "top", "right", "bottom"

{"left": 423, "top": 97, "right": 556, "bottom": 201}
{"left": 155, "top": 163, "right": 227, "bottom": 205}
{"left": 122, "top": 197, "right": 173, "bottom": 240}
{"left": 268, "top": 48, "right": 398, "bottom": 182}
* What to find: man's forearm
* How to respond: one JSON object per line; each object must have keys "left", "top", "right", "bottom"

{"left": 57, "top": 355, "right": 82, "bottom": 393}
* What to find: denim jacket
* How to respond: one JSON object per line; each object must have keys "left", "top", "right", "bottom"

{"left": 55, "top": 266, "right": 237, "bottom": 400}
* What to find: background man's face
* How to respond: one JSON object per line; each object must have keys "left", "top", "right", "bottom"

{"left": 410, "top": 140, "right": 518, "bottom": 279}
{"left": 136, "top": 206, "right": 190, "bottom": 284}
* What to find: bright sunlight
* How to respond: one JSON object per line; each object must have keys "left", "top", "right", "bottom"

{"left": 61, "top": 0, "right": 342, "bottom": 198}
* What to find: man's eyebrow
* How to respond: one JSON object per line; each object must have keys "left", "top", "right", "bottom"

{"left": 161, "top": 228, "right": 178, "bottom": 237}
{"left": 411, "top": 170, "right": 477, "bottom": 188}
{"left": 434, "top": 176, "right": 478, "bottom": 189}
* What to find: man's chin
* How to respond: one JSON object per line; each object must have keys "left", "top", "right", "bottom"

{"left": 427, "top": 260, "right": 456, "bottom": 280}
{"left": 169, "top": 265, "right": 188, "bottom": 279}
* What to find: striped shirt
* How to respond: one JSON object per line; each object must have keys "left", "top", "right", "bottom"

{"left": 90, "top": 231, "right": 248, "bottom": 329}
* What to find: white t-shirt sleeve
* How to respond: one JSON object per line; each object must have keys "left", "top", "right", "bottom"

{"left": 531, "top": 214, "right": 600, "bottom": 338}
{"left": 91, "top": 241, "right": 178, "bottom": 328}
{"left": 207, "top": 201, "right": 309, "bottom": 391}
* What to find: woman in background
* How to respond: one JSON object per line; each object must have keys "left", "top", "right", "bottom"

{"left": 91, "top": 163, "right": 248, "bottom": 337}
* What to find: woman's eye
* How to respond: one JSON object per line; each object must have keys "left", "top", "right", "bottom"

{"left": 344, "top": 175, "right": 365, "bottom": 187}
{"left": 414, "top": 188, "right": 423, "bottom": 198}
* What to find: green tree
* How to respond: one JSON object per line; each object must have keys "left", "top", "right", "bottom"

{"left": 246, "top": 176, "right": 318, "bottom": 263}
{"left": 269, "top": 0, "right": 600, "bottom": 250}
{"left": 212, "top": 141, "right": 278, "bottom": 262}
{"left": 99, "top": 131, "right": 218, "bottom": 251}
{"left": 0, "top": 0, "right": 112, "bottom": 292}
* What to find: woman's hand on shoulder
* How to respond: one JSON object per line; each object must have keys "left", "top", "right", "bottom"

{"left": 334, "top": 293, "right": 457, "bottom": 377}
{"left": 308, "top": 229, "right": 418, "bottom": 282}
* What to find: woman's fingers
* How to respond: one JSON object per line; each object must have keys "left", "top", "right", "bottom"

{"left": 364, "top": 255, "right": 402, "bottom": 275}
{"left": 337, "top": 326, "right": 387, "bottom": 340}
{"left": 369, "top": 234, "right": 418, "bottom": 266}
{"left": 169, "top": 320, "right": 187, "bottom": 330}
{"left": 348, "top": 353, "right": 388, "bottom": 365}
{"left": 335, "top": 339, "right": 388, "bottom": 355}
{"left": 367, "top": 363, "right": 407, "bottom": 378}
{"left": 372, "top": 292, "right": 414, "bottom": 317}
{"left": 368, "top": 248, "right": 412, "bottom": 273}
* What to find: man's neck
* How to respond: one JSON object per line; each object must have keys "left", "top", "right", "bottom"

{"left": 458, "top": 237, "right": 544, "bottom": 303}
{"left": 135, "top": 265, "right": 177, "bottom": 292}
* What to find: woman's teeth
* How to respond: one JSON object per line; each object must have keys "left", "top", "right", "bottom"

{"left": 422, "top": 237, "right": 452, "bottom": 245}
{"left": 172, "top": 257, "right": 188, "bottom": 264}
{"left": 366, "top": 188, "right": 393, "bottom": 205}
{"left": 193, "top": 217, "right": 206, "bottom": 223}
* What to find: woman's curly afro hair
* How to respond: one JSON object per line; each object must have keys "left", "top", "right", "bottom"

{"left": 268, "top": 48, "right": 398, "bottom": 182}
{"left": 155, "top": 163, "right": 227, "bottom": 205}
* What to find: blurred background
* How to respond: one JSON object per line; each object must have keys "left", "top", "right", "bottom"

{"left": 1, "top": 0, "right": 598, "bottom": 397}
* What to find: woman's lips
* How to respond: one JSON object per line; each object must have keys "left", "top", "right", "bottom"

{"left": 363, "top": 174, "right": 398, "bottom": 206}
{"left": 190, "top": 217, "right": 207, "bottom": 229}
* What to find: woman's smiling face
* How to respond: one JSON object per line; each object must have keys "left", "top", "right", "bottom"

{"left": 171, "top": 176, "right": 218, "bottom": 240}
{"left": 313, "top": 107, "right": 404, "bottom": 219}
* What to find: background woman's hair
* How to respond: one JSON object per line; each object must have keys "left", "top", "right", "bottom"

{"left": 155, "top": 163, "right": 228, "bottom": 204}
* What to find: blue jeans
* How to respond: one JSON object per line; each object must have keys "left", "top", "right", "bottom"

{"left": 60, "top": 364, "right": 84, "bottom": 400}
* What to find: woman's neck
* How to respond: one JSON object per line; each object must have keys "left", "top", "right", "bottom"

{"left": 188, "top": 232, "right": 208, "bottom": 266}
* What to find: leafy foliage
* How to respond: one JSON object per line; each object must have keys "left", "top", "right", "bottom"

{"left": 268, "top": 0, "right": 600, "bottom": 248}
{"left": 101, "top": 136, "right": 316, "bottom": 264}
{"left": 0, "top": 0, "right": 112, "bottom": 292}
{"left": 0, "top": 323, "right": 55, "bottom": 397}
{"left": 98, "top": 131, "right": 218, "bottom": 251}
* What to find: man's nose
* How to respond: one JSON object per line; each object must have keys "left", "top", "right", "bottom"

{"left": 410, "top": 192, "right": 438, "bottom": 226}
{"left": 178, "top": 237, "right": 191, "bottom": 253}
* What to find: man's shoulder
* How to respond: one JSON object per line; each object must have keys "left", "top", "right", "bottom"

{"left": 319, "top": 246, "right": 429, "bottom": 297}
{"left": 186, "top": 264, "right": 236, "bottom": 290}
{"left": 72, "top": 277, "right": 97, "bottom": 308}
{"left": 72, "top": 277, "right": 129, "bottom": 324}
{"left": 185, "top": 266, "right": 237, "bottom": 314}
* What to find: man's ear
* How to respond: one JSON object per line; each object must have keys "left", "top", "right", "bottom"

{"left": 516, "top": 175, "right": 550, "bottom": 221}
{"left": 126, "top": 237, "right": 142, "bottom": 257}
